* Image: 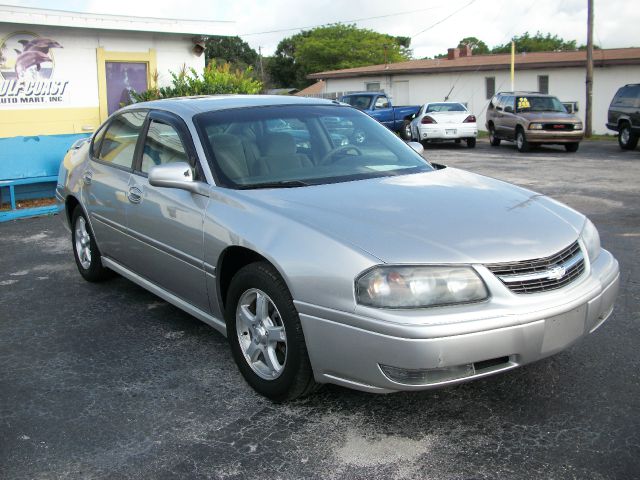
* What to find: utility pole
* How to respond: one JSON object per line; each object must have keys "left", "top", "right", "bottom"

{"left": 585, "top": 0, "right": 594, "bottom": 137}
{"left": 258, "top": 46, "right": 265, "bottom": 85}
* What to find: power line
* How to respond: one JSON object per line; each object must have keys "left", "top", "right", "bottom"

{"left": 239, "top": 5, "right": 452, "bottom": 37}
{"left": 411, "top": 0, "right": 478, "bottom": 39}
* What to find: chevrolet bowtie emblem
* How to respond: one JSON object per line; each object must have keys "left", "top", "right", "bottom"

{"left": 547, "top": 265, "right": 566, "bottom": 280}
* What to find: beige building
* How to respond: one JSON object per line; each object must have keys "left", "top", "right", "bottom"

{"left": 307, "top": 47, "right": 640, "bottom": 135}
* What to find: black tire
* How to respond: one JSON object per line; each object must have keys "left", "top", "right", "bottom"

{"left": 421, "top": 140, "right": 429, "bottom": 149}
{"left": 565, "top": 142, "right": 580, "bottom": 152}
{"left": 71, "top": 206, "right": 113, "bottom": 282}
{"left": 466, "top": 138, "right": 476, "bottom": 148}
{"left": 489, "top": 126, "right": 501, "bottom": 146}
{"left": 400, "top": 121, "right": 412, "bottom": 141}
{"left": 618, "top": 123, "right": 639, "bottom": 150}
{"left": 454, "top": 139, "right": 461, "bottom": 144}
{"left": 515, "top": 128, "right": 529, "bottom": 152}
{"left": 225, "top": 261, "right": 317, "bottom": 402}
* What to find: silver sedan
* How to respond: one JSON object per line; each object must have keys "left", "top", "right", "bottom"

{"left": 56, "top": 96, "right": 619, "bottom": 401}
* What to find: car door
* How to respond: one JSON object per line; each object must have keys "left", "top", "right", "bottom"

{"left": 371, "top": 95, "right": 393, "bottom": 129}
{"left": 501, "top": 95, "right": 518, "bottom": 139}
{"left": 84, "top": 110, "right": 147, "bottom": 263}
{"left": 125, "top": 110, "right": 211, "bottom": 312}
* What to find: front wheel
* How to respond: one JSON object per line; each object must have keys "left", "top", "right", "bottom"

{"left": 618, "top": 124, "right": 639, "bottom": 150}
{"left": 466, "top": 138, "right": 476, "bottom": 148}
{"left": 71, "top": 206, "right": 113, "bottom": 282}
{"left": 565, "top": 142, "right": 580, "bottom": 152}
{"left": 226, "top": 262, "right": 317, "bottom": 401}
{"left": 400, "top": 121, "right": 412, "bottom": 141}
{"left": 489, "top": 126, "right": 501, "bottom": 146}
{"left": 516, "top": 128, "right": 529, "bottom": 152}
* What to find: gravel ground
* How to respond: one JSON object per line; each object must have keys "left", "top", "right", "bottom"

{"left": 1, "top": 139, "right": 638, "bottom": 479}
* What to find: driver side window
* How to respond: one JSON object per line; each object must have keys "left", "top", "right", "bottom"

{"left": 140, "top": 120, "right": 189, "bottom": 174}
{"left": 375, "top": 96, "right": 389, "bottom": 109}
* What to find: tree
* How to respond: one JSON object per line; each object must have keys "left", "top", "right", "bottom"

{"left": 491, "top": 31, "right": 578, "bottom": 54}
{"left": 457, "top": 36, "right": 490, "bottom": 55}
{"left": 130, "top": 62, "right": 263, "bottom": 102}
{"left": 267, "top": 24, "right": 412, "bottom": 89}
{"left": 205, "top": 36, "right": 258, "bottom": 71}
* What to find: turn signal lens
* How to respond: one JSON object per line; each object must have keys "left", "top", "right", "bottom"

{"left": 463, "top": 115, "right": 476, "bottom": 123}
{"left": 421, "top": 116, "right": 436, "bottom": 124}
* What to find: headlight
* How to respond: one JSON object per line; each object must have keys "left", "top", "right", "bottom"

{"left": 529, "top": 123, "right": 543, "bottom": 130}
{"left": 581, "top": 218, "right": 601, "bottom": 263}
{"left": 574, "top": 122, "right": 583, "bottom": 130}
{"left": 356, "top": 266, "right": 488, "bottom": 308}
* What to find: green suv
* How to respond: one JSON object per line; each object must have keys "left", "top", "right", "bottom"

{"left": 486, "top": 92, "right": 584, "bottom": 153}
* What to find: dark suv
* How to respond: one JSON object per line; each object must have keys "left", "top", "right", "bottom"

{"left": 606, "top": 84, "right": 640, "bottom": 150}
{"left": 486, "top": 92, "right": 583, "bottom": 152}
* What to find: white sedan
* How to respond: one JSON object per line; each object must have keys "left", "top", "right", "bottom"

{"left": 409, "top": 102, "right": 478, "bottom": 148}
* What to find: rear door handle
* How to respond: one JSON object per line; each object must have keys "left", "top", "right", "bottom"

{"left": 128, "top": 186, "right": 143, "bottom": 204}
{"left": 82, "top": 171, "right": 92, "bottom": 185}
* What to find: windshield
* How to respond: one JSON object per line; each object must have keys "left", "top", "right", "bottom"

{"left": 194, "top": 105, "right": 433, "bottom": 189}
{"left": 516, "top": 96, "right": 567, "bottom": 113}
{"left": 340, "top": 95, "right": 373, "bottom": 110}
{"left": 425, "top": 103, "right": 467, "bottom": 113}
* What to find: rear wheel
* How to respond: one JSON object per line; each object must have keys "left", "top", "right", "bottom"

{"left": 618, "top": 123, "right": 639, "bottom": 150}
{"left": 515, "top": 128, "right": 529, "bottom": 152}
{"left": 466, "top": 138, "right": 476, "bottom": 148}
{"left": 565, "top": 142, "right": 580, "bottom": 152}
{"left": 71, "top": 206, "right": 112, "bottom": 282}
{"left": 226, "top": 262, "right": 317, "bottom": 401}
{"left": 489, "top": 126, "right": 501, "bottom": 146}
{"left": 400, "top": 121, "right": 412, "bottom": 141}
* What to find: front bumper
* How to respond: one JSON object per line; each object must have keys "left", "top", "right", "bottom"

{"left": 526, "top": 129, "right": 584, "bottom": 144}
{"left": 297, "top": 249, "right": 619, "bottom": 393}
{"left": 418, "top": 124, "right": 477, "bottom": 140}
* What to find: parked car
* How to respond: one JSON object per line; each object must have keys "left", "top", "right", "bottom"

{"left": 606, "top": 83, "right": 640, "bottom": 150}
{"left": 340, "top": 92, "right": 420, "bottom": 140}
{"left": 486, "top": 92, "right": 584, "bottom": 152}
{"left": 408, "top": 102, "right": 478, "bottom": 148}
{"left": 57, "top": 95, "right": 619, "bottom": 401}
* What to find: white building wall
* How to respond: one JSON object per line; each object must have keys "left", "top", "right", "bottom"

{"left": 0, "top": 23, "right": 205, "bottom": 111}
{"left": 325, "top": 64, "right": 640, "bottom": 135}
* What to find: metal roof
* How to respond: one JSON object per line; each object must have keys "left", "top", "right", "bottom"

{"left": 0, "top": 4, "right": 233, "bottom": 36}
{"left": 308, "top": 48, "right": 640, "bottom": 80}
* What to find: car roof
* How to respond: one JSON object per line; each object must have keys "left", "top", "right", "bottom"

{"left": 120, "top": 95, "right": 341, "bottom": 118}
{"left": 496, "top": 91, "right": 554, "bottom": 97}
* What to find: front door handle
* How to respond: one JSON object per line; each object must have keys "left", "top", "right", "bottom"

{"left": 128, "top": 186, "right": 143, "bottom": 204}
{"left": 82, "top": 171, "right": 92, "bottom": 185}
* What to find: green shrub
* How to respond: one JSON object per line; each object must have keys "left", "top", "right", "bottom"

{"left": 131, "top": 62, "right": 263, "bottom": 102}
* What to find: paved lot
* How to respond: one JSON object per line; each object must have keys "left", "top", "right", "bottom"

{"left": 1, "top": 139, "right": 639, "bottom": 479}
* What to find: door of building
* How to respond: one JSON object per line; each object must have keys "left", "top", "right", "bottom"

{"left": 392, "top": 81, "right": 410, "bottom": 105}
{"left": 105, "top": 62, "right": 148, "bottom": 115}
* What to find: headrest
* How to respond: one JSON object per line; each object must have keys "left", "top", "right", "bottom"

{"left": 262, "top": 133, "right": 296, "bottom": 157}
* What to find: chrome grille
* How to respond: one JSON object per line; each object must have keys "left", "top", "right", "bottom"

{"left": 485, "top": 241, "right": 585, "bottom": 294}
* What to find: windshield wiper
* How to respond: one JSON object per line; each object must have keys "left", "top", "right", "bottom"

{"left": 237, "top": 179, "right": 312, "bottom": 189}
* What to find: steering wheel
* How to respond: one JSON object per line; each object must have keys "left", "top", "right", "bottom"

{"left": 319, "top": 145, "right": 363, "bottom": 165}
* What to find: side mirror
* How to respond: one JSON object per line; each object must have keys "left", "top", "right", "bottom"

{"left": 504, "top": 106, "right": 514, "bottom": 114}
{"left": 407, "top": 141, "right": 424, "bottom": 155}
{"left": 148, "top": 162, "right": 209, "bottom": 196}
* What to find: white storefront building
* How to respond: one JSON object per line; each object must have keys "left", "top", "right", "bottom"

{"left": 308, "top": 47, "right": 640, "bottom": 135}
{"left": 0, "top": 5, "right": 230, "bottom": 219}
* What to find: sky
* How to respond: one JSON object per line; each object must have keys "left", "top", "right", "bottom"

{"left": 4, "top": 0, "right": 639, "bottom": 59}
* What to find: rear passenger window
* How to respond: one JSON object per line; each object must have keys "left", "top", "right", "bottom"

{"left": 97, "top": 111, "right": 147, "bottom": 168}
{"left": 141, "top": 121, "right": 188, "bottom": 174}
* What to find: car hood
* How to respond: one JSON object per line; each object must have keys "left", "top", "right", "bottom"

{"left": 520, "top": 112, "right": 580, "bottom": 122}
{"left": 238, "top": 168, "right": 584, "bottom": 264}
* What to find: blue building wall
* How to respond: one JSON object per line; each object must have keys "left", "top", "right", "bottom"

{"left": 0, "top": 133, "right": 89, "bottom": 180}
